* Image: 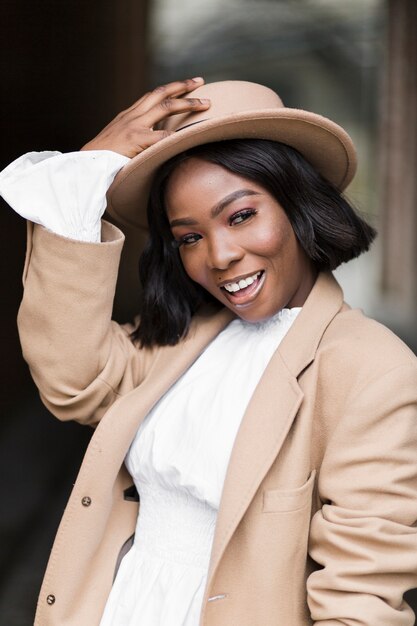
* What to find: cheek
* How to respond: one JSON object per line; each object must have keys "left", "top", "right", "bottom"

{"left": 250, "top": 222, "right": 293, "bottom": 259}
{"left": 179, "top": 251, "right": 204, "bottom": 284}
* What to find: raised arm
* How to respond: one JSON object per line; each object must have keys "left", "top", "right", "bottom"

{"left": 17, "top": 220, "right": 152, "bottom": 426}
{"left": 9, "top": 78, "right": 212, "bottom": 425}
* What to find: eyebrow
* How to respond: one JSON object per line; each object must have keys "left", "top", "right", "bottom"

{"left": 169, "top": 189, "right": 261, "bottom": 228}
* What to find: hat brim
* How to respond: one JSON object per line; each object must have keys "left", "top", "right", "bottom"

{"left": 106, "top": 107, "right": 357, "bottom": 231}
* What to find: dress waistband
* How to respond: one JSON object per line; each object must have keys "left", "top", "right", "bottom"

{"left": 134, "top": 484, "right": 217, "bottom": 569}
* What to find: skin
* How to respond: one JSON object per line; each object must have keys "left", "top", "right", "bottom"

{"left": 166, "top": 158, "right": 317, "bottom": 322}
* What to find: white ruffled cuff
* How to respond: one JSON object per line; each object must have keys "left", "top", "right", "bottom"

{"left": 0, "top": 150, "right": 130, "bottom": 242}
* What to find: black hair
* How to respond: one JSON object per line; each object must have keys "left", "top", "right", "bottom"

{"left": 133, "top": 139, "right": 376, "bottom": 347}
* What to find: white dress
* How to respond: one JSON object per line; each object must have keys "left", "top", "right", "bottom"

{"left": 0, "top": 152, "right": 301, "bottom": 625}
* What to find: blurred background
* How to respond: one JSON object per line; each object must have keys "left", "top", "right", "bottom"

{"left": 0, "top": 0, "right": 416, "bottom": 623}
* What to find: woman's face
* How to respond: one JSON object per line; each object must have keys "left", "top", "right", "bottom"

{"left": 165, "top": 158, "right": 316, "bottom": 322}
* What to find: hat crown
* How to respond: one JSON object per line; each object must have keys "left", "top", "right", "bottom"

{"left": 162, "top": 81, "right": 284, "bottom": 132}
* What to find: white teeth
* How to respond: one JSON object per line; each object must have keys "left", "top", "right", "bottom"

{"left": 223, "top": 271, "right": 261, "bottom": 293}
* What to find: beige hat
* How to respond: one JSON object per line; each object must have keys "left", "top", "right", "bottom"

{"left": 106, "top": 80, "right": 357, "bottom": 231}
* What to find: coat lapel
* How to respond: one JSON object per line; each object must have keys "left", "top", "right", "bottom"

{"left": 205, "top": 272, "right": 344, "bottom": 585}
{"left": 207, "top": 350, "right": 303, "bottom": 583}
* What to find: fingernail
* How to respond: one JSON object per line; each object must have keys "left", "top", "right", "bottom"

{"left": 192, "top": 77, "right": 204, "bottom": 82}
{"left": 199, "top": 98, "right": 210, "bottom": 104}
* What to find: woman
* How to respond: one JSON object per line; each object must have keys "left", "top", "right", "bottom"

{"left": 1, "top": 78, "right": 417, "bottom": 626}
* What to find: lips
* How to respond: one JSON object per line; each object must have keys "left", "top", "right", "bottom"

{"left": 220, "top": 270, "right": 265, "bottom": 305}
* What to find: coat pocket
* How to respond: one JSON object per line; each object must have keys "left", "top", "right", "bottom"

{"left": 262, "top": 469, "right": 316, "bottom": 513}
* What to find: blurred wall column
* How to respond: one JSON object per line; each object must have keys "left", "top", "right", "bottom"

{"left": 378, "top": 0, "right": 417, "bottom": 330}
{"left": 108, "top": 0, "right": 150, "bottom": 113}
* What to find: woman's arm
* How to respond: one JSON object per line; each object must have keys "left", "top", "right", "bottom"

{"left": 307, "top": 361, "right": 417, "bottom": 625}
{"left": 17, "top": 220, "right": 151, "bottom": 426}
{"left": 13, "top": 78, "right": 211, "bottom": 426}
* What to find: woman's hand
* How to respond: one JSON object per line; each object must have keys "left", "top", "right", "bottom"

{"left": 80, "top": 77, "right": 210, "bottom": 158}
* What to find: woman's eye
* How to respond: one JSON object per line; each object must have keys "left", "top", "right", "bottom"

{"left": 229, "top": 209, "right": 257, "bottom": 225}
{"left": 175, "top": 233, "right": 202, "bottom": 247}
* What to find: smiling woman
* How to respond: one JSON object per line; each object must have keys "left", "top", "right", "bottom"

{"left": 135, "top": 138, "right": 374, "bottom": 344}
{"left": 1, "top": 79, "right": 417, "bottom": 626}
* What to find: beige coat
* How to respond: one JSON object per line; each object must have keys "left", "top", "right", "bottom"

{"left": 18, "top": 221, "right": 417, "bottom": 626}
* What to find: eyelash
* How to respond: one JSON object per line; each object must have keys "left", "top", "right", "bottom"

{"left": 173, "top": 208, "right": 257, "bottom": 248}
{"left": 230, "top": 208, "right": 257, "bottom": 225}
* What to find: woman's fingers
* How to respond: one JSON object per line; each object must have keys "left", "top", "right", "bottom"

{"left": 124, "top": 77, "right": 205, "bottom": 116}
{"left": 139, "top": 96, "right": 210, "bottom": 128}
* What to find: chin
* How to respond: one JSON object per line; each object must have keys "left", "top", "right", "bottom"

{"left": 232, "top": 305, "right": 278, "bottom": 323}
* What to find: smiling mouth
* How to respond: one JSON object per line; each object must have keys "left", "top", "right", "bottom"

{"left": 220, "top": 270, "right": 265, "bottom": 305}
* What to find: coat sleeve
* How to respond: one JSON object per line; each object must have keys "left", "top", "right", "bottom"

{"left": 17, "top": 220, "right": 155, "bottom": 426}
{"left": 307, "top": 361, "right": 417, "bottom": 625}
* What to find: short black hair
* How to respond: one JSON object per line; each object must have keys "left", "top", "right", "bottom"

{"left": 133, "top": 139, "right": 376, "bottom": 347}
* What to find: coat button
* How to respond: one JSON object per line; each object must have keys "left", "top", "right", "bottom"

{"left": 46, "top": 594, "right": 56, "bottom": 605}
{"left": 81, "top": 496, "right": 92, "bottom": 507}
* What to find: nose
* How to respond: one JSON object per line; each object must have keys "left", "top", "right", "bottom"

{"left": 207, "top": 233, "right": 243, "bottom": 271}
